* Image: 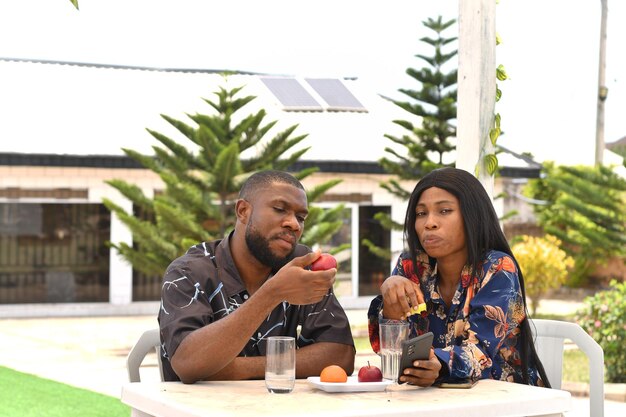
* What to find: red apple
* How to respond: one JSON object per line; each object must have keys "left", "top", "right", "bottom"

{"left": 357, "top": 362, "right": 383, "bottom": 382}
{"left": 310, "top": 253, "right": 337, "bottom": 271}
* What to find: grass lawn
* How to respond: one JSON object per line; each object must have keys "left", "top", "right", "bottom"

{"left": 562, "top": 349, "right": 589, "bottom": 383}
{"left": 534, "top": 313, "right": 576, "bottom": 321}
{"left": 0, "top": 366, "right": 129, "bottom": 417}
{"left": 354, "top": 335, "right": 372, "bottom": 352}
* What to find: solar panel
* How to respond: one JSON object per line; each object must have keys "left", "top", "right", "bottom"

{"left": 260, "top": 77, "right": 323, "bottom": 111}
{"left": 305, "top": 78, "right": 367, "bottom": 112}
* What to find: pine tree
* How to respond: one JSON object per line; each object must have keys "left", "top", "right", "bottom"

{"left": 103, "top": 78, "right": 346, "bottom": 277}
{"left": 523, "top": 163, "right": 626, "bottom": 285}
{"left": 363, "top": 16, "right": 458, "bottom": 259}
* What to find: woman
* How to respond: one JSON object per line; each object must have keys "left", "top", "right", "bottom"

{"left": 368, "top": 168, "right": 550, "bottom": 388}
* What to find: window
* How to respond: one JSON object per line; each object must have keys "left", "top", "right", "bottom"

{"left": 358, "top": 205, "right": 391, "bottom": 296}
{"left": 0, "top": 203, "right": 110, "bottom": 304}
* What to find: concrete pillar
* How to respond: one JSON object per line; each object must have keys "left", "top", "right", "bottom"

{"left": 90, "top": 185, "right": 134, "bottom": 305}
{"left": 456, "top": 0, "right": 496, "bottom": 197}
{"left": 108, "top": 199, "right": 134, "bottom": 305}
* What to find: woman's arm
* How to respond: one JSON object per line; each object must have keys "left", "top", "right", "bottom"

{"left": 367, "top": 253, "right": 426, "bottom": 353}
{"left": 434, "top": 254, "right": 524, "bottom": 382}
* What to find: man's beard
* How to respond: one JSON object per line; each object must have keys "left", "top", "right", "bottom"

{"left": 245, "top": 222, "right": 296, "bottom": 271}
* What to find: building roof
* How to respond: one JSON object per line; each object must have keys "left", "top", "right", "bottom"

{"left": 0, "top": 57, "right": 541, "bottom": 178}
{"left": 607, "top": 136, "right": 626, "bottom": 150}
{"left": 0, "top": 151, "right": 540, "bottom": 178}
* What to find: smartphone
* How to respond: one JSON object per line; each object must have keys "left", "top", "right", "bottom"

{"left": 397, "top": 331, "right": 434, "bottom": 383}
{"left": 437, "top": 379, "right": 477, "bottom": 389}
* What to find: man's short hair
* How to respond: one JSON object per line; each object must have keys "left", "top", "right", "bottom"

{"left": 238, "top": 170, "right": 305, "bottom": 200}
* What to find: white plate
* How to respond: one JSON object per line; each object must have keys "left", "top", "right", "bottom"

{"left": 307, "top": 376, "right": 392, "bottom": 392}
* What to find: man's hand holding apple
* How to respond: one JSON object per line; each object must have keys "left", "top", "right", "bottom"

{"left": 266, "top": 251, "right": 336, "bottom": 305}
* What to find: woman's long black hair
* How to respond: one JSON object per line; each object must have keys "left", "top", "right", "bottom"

{"left": 404, "top": 168, "right": 550, "bottom": 387}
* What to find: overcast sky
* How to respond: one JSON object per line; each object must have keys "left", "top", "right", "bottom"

{"left": 1, "top": 0, "right": 624, "bottom": 166}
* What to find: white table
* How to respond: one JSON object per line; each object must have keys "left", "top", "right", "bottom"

{"left": 121, "top": 379, "right": 571, "bottom": 417}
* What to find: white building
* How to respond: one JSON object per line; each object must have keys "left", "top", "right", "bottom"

{"left": 0, "top": 58, "right": 541, "bottom": 317}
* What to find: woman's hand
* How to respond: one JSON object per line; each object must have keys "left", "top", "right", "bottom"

{"left": 380, "top": 275, "right": 424, "bottom": 320}
{"left": 398, "top": 348, "right": 442, "bottom": 387}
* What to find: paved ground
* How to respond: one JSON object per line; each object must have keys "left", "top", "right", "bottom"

{"left": 1, "top": 300, "right": 624, "bottom": 416}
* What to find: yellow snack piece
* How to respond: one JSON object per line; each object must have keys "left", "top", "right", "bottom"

{"left": 409, "top": 302, "right": 427, "bottom": 315}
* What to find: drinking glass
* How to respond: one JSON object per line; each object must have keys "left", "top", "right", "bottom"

{"left": 265, "top": 336, "right": 295, "bottom": 393}
{"left": 379, "top": 319, "right": 409, "bottom": 383}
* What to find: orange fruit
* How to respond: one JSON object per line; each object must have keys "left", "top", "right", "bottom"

{"left": 320, "top": 365, "right": 348, "bottom": 383}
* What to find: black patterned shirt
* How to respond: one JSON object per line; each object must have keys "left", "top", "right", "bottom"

{"left": 158, "top": 233, "right": 354, "bottom": 381}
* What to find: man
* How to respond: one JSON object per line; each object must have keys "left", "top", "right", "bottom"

{"left": 158, "top": 170, "right": 355, "bottom": 383}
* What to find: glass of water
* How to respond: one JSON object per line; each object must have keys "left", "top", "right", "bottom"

{"left": 265, "top": 336, "right": 295, "bottom": 393}
{"left": 379, "top": 319, "right": 409, "bottom": 383}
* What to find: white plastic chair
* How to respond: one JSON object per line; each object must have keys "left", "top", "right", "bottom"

{"left": 531, "top": 319, "right": 604, "bottom": 417}
{"left": 126, "top": 328, "right": 164, "bottom": 382}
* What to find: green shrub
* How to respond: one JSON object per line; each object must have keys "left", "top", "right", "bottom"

{"left": 512, "top": 234, "right": 573, "bottom": 315}
{"left": 576, "top": 279, "right": 626, "bottom": 383}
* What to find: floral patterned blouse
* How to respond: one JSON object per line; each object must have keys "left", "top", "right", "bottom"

{"left": 368, "top": 250, "right": 544, "bottom": 386}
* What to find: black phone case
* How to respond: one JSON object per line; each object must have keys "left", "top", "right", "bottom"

{"left": 397, "top": 332, "right": 434, "bottom": 383}
{"left": 437, "top": 379, "right": 477, "bottom": 389}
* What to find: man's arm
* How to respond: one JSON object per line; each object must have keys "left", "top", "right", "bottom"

{"left": 170, "top": 290, "right": 279, "bottom": 383}
{"left": 294, "top": 342, "right": 355, "bottom": 378}
{"left": 203, "top": 341, "right": 355, "bottom": 381}
{"left": 171, "top": 251, "right": 336, "bottom": 383}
